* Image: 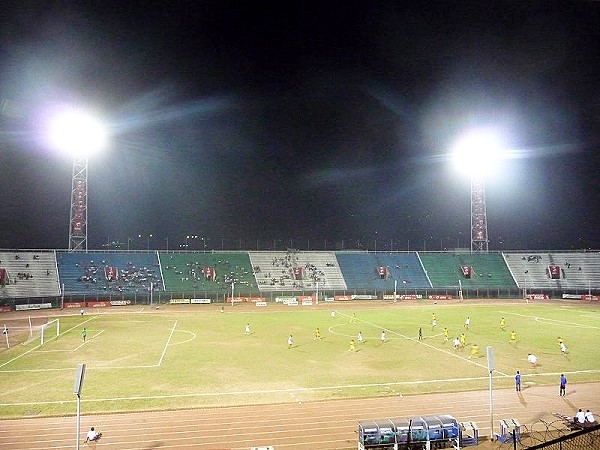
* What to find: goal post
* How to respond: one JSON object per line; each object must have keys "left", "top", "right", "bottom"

{"left": 40, "top": 318, "right": 60, "bottom": 345}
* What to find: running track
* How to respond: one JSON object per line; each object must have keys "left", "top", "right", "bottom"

{"left": 1, "top": 383, "right": 598, "bottom": 449}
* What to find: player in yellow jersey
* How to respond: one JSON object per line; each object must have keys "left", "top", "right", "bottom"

{"left": 348, "top": 339, "right": 356, "bottom": 352}
{"left": 459, "top": 333, "right": 466, "bottom": 349}
{"left": 469, "top": 343, "right": 479, "bottom": 359}
{"left": 500, "top": 317, "right": 506, "bottom": 331}
{"left": 509, "top": 330, "right": 517, "bottom": 345}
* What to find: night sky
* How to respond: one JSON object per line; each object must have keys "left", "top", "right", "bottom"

{"left": 1, "top": 1, "right": 599, "bottom": 251}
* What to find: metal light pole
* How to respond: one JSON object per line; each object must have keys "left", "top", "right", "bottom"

{"left": 73, "top": 363, "right": 86, "bottom": 450}
{"left": 487, "top": 346, "right": 495, "bottom": 440}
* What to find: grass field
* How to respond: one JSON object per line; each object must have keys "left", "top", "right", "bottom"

{"left": 1, "top": 300, "right": 599, "bottom": 419}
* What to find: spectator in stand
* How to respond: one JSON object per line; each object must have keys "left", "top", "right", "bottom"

{"left": 585, "top": 410, "right": 596, "bottom": 423}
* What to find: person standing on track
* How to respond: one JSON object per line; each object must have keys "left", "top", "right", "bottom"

{"left": 560, "top": 374, "right": 567, "bottom": 396}
{"left": 515, "top": 370, "right": 521, "bottom": 392}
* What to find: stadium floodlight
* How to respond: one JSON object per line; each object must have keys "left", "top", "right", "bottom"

{"left": 451, "top": 128, "right": 507, "bottom": 253}
{"left": 45, "top": 106, "right": 108, "bottom": 252}
{"left": 47, "top": 107, "right": 108, "bottom": 159}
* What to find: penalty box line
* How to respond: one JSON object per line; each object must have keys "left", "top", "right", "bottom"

{"left": 336, "top": 312, "right": 508, "bottom": 376}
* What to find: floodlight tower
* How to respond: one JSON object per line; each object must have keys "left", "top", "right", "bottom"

{"left": 452, "top": 129, "right": 504, "bottom": 253}
{"left": 47, "top": 107, "right": 107, "bottom": 251}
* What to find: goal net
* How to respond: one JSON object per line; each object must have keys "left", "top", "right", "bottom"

{"left": 2, "top": 317, "right": 60, "bottom": 348}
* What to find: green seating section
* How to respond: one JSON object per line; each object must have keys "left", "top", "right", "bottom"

{"left": 159, "top": 252, "right": 257, "bottom": 294}
{"left": 419, "top": 252, "right": 517, "bottom": 289}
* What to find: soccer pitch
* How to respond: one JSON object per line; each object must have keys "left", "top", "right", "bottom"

{"left": 0, "top": 301, "right": 599, "bottom": 418}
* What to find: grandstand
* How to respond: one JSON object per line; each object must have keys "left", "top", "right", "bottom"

{"left": 56, "top": 251, "right": 162, "bottom": 295}
{"left": 336, "top": 251, "right": 431, "bottom": 293}
{"left": 504, "top": 251, "right": 600, "bottom": 292}
{"left": 0, "top": 251, "right": 60, "bottom": 299}
{"left": 419, "top": 252, "right": 517, "bottom": 294}
{"left": 0, "top": 249, "right": 598, "bottom": 307}
{"left": 249, "top": 251, "right": 346, "bottom": 292}
{"left": 159, "top": 251, "right": 257, "bottom": 295}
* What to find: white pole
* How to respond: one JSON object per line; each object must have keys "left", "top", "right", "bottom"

{"left": 61, "top": 283, "right": 65, "bottom": 309}
{"left": 150, "top": 282, "right": 154, "bottom": 306}
{"left": 28, "top": 316, "right": 33, "bottom": 339}
{"left": 231, "top": 281, "right": 234, "bottom": 306}
{"left": 76, "top": 394, "right": 81, "bottom": 450}
{"left": 489, "top": 370, "right": 494, "bottom": 440}
{"left": 3, "top": 324, "right": 8, "bottom": 349}
{"left": 394, "top": 279, "right": 397, "bottom": 302}
{"left": 315, "top": 281, "right": 319, "bottom": 305}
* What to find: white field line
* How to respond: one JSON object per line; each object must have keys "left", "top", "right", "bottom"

{"left": 157, "top": 320, "right": 178, "bottom": 366}
{"left": 503, "top": 311, "right": 600, "bottom": 329}
{"left": 169, "top": 330, "right": 197, "bottom": 346}
{"left": 4, "top": 369, "right": 600, "bottom": 407}
{"left": 335, "top": 312, "right": 508, "bottom": 376}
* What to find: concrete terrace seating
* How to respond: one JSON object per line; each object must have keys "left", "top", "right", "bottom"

{"left": 0, "top": 251, "right": 60, "bottom": 299}
{"left": 505, "top": 252, "right": 600, "bottom": 290}
{"left": 159, "top": 252, "right": 256, "bottom": 293}
{"left": 419, "top": 252, "right": 517, "bottom": 290}
{"left": 335, "top": 252, "right": 431, "bottom": 291}
{"left": 57, "top": 252, "right": 162, "bottom": 294}
{"left": 248, "top": 251, "right": 346, "bottom": 292}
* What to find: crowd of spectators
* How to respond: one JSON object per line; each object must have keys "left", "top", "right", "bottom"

{"left": 76, "top": 260, "right": 162, "bottom": 292}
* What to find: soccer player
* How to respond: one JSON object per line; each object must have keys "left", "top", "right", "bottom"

{"left": 560, "top": 341, "right": 568, "bottom": 356}
{"left": 287, "top": 334, "right": 294, "bottom": 349}
{"left": 509, "top": 330, "right": 517, "bottom": 345}
{"left": 469, "top": 343, "right": 479, "bottom": 359}
{"left": 244, "top": 323, "right": 251, "bottom": 335}
{"left": 357, "top": 331, "right": 364, "bottom": 344}
{"left": 453, "top": 336, "right": 460, "bottom": 351}
{"left": 527, "top": 353, "right": 538, "bottom": 367}
{"left": 350, "top": 312, "right": 357, "bottom": 323}
{"left": 431, "top": 319, "right": 437, "bottom": 330}
{"left": 348, "top": 339, "right": 356, "bottom": 352}
{"left": 418, "top": 327, "right": 423, "bottom": 341}
{"left": 314, "top": 327, "right": 321, "bottom": 340}
{"left": 82, "top": 327, "right": 87, "bottom": 342}
{"left": 331, "top": 311, "right": 336, "bottom": 319}
{"left": 500, "top": 317, "right": 506, "bottom": 331}
{"left": 380, "top": 330, "right": 386, "bottom": 344}
{"left": 432, "top": 312, "right": 436, "bottom": 322}
{"left": 443, "top": 327, "right": 449, "bottom": 342}
{"left": 459, "top": 333, "right": 466, "bottom": 349}
{"left": 464, "top": 316, "right": 470, "bottom": 329}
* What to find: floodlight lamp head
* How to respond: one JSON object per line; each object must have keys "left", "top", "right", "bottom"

{"left": 47, "top": 107, "right": 108, "bottom": 159}
{"left": 451, "top": 128, "right": 506, "bottom": 177}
